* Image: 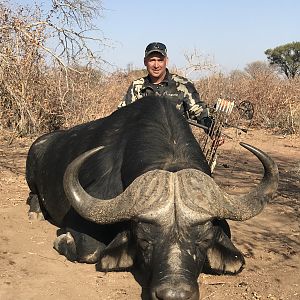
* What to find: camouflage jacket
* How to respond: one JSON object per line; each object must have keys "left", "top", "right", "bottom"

{"left": 118, "top": 69, "right": 208, "bottom": 119}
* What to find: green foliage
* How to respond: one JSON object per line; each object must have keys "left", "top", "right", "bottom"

{"left": 265, "top": 42, "right": 300, "bottom": 79}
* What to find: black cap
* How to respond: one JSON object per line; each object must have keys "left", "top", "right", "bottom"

{"left": 145, "top": 42, "right": 167, "bottom": 57}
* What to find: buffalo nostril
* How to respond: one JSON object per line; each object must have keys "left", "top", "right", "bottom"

{"left": 155, "top": 287, "right": 193, "bottom": 300}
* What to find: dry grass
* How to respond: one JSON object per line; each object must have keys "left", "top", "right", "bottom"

{"left": 0, "top": 3, "right": 299, "bottom": 137}
{"left": 196, "top": 70, "right": 300, "bottom": 134}
{"left": 1, "top": 62, "right": 299, "bottom": 136}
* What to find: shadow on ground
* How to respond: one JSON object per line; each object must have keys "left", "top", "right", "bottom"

{"left": 212, "top": 147, "right": 299, "bottom": 273}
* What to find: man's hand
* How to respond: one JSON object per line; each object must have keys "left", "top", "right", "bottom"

{"left": 197, "top": 116, "right": 213, "bottom": 134}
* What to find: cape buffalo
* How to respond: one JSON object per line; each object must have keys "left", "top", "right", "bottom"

{"left": 26, "top": 96, "right": 279, "bottom": 300}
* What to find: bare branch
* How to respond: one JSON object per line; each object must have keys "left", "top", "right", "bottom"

{"left": 183, "top": 48, "right": 219, "bottom": 77}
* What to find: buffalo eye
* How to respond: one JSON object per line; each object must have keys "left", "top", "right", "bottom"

{"left": 194, "top": 224, "right": 217, "bottom": 249}
{"left": 138, "top": 239, "right": 153, "bottom": 252}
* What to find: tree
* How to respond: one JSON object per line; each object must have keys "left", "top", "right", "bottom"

{"left": 0, "top": 0, "right": 107, "bottom": 73}
{"left": 183, "top": 48, "right": 219, "bottom": 78}
{"left": 244, "top": 61, "right": 276, "bottom": 79}
{"left": 0, "top": 0, "right": 108, "bottom": 135}
{"left": 265, "top": 42, "right": 300, "bottom": 79}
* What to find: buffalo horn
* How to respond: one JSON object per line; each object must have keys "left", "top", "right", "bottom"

{"left": 63, "top": 146, "right": 173, "bottom": 224}
{"left": 178, "top": 142, "right": 279, "bottom": 222}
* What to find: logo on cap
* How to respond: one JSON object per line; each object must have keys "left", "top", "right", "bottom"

{"left": 145, "top": 42, "right": 167, "bottom": 57}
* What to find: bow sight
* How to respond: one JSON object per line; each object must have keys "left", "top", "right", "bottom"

{"left": 188, "top": 98, "right": 254, "bottom": 172}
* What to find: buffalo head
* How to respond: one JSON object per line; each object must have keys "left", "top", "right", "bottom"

{"left": 63, "top": 143, "right": 278, "bottom": 300}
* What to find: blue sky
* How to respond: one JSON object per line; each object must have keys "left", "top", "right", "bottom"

{"left": 15, "top": 0, "right": 300, "bottom": 73}
{"left": 100, "top": 0, "right": 299, "bottom": 72}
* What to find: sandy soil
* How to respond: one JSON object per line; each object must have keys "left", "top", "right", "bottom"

{"left": 0, "top": 128, "right": 299, "bottom": 300}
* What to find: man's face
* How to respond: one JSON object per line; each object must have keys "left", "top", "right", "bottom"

{"left": 144, "top": 52, "right": 168, "bottom": 83}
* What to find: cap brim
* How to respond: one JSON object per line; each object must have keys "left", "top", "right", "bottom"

{"left": 145, "top": 49, "right": 167, "bottom": 57}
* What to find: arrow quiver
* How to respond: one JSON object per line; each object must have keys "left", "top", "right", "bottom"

{"left": 202, "top": 98, "right": 235, "bottom": 172}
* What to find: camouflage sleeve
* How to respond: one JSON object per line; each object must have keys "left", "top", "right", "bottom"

{"left": 183, "top": 81, "right": 208, "bottom": 119}
{"left": 118, "top": 83, "right": 136, "bottom": 109}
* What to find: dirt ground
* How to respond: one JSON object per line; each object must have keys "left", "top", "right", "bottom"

{"left": 0, "top": 128, "right": 299, "bottom": 300}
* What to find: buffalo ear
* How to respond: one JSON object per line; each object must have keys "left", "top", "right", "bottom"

{"left": 96, "top": 231, "right": 135, "bottom": 271}
{"left": 204, "top": 230, "right": 245, "bottom": 275}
